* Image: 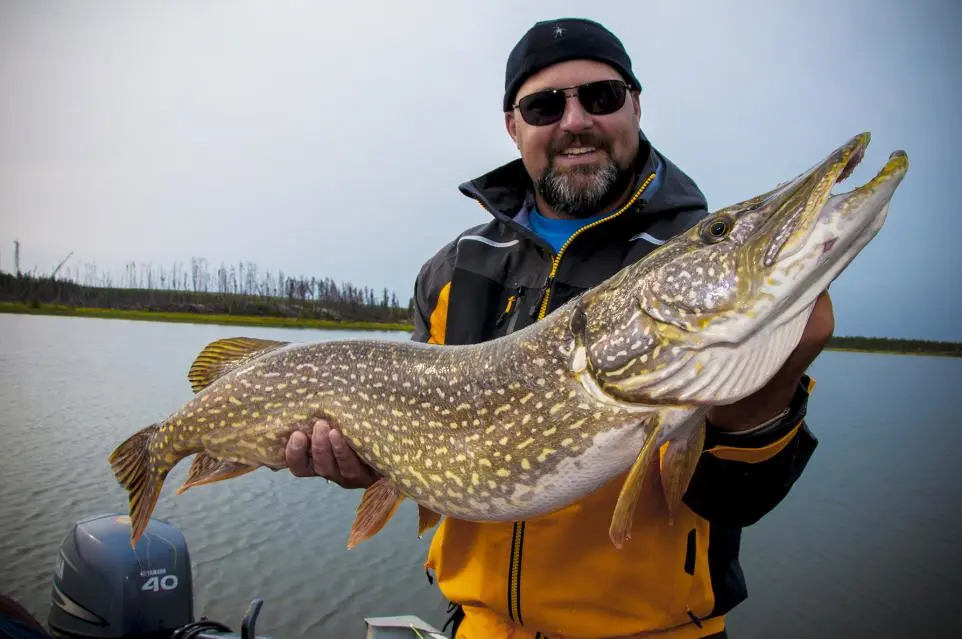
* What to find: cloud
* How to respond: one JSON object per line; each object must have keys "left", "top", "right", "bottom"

{"left": 1, "top": 0, "right": 959, "bottom": 340}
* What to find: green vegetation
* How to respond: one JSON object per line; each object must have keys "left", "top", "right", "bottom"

{"left": 826, "top": 336, "right": 961, "bottom": 357}
{"left": 0, "top": 242, "right": 413, "bottom": 330}
{"left": 0, "top": 302, "right": 413, "bottom": 332}
{"left": 1, "top": 241, "right": 959, "bottom": 353}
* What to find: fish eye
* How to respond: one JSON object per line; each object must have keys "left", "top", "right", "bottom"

{"left": 701, "top": 216, "right": 733, "bottom": 243}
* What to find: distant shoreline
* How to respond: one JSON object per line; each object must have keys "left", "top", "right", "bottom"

{"left": 3, "top": 301, "right": 959, "bottom": 357}
{"left": 823, "top": 346, "right": 961, "bottom": 358}
{"left": 0, "top": 302, "right": 413, "bottom": 332}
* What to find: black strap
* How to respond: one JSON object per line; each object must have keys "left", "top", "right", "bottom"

{"left": 441, "top": 602, "right": 465, "bottom": 638}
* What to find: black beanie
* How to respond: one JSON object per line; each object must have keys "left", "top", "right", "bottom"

{"left": 503, "top": 18, "right": 642, "bottom": 112}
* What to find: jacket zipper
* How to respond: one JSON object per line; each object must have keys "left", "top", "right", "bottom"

{"left": 533, "top": 171, "right": 656, "bottom": 320}
{"left": 506, "top": 170, "right": 656, "bottom": 626}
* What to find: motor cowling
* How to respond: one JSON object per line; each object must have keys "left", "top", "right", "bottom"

{"left": 47, "top": 513, "right": 193, "bottom": 638}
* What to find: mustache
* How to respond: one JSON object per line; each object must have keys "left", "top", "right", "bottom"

{"left": 548, "top": 132, "right": 611, "bottom": 156}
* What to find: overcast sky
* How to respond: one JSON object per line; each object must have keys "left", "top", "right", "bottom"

{"left": 1, "top": 1, "right": 958, "bottom": 341}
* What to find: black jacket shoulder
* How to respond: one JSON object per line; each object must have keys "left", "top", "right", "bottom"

{"left": 412, "top": 132, "right": 711, "bottom": 344}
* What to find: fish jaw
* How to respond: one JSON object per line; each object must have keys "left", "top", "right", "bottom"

{"left": 755, "top": 149, "right": 909, "bottom": 332}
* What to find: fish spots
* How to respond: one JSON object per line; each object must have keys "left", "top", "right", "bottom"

{"left": 444, "top": 470, "right": 464, "bottom": 487}
{"left": 520, "top": 458, "right": 531, "bottom": 470}
{"left": 537, "top": 448, "right": 556, "bottom": 463}
{"left": 516, "top": 438, "right": 535, "bottom": 450}
{"left": 479, "top": 459, "right": 492, "bottom": 468}
{"left": 519, "top": 392, "right": 534, "bottom": 404}
{"left": 228, "top": 396, "right": 242, "bottom": 406}
{"left": 496, "top": 468, "right": 510, "bottom": 478}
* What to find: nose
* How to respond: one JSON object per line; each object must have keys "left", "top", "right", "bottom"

{"left": 558, "top": 93, "right": 592, "bottom": 132}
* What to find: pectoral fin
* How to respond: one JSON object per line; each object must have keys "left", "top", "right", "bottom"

{"left": 417, "top": 504, "right": 442, "bottom": 537}
{"left": 659, "top": 419, "right": 706, "bottom": 525}
{"left": 176, "top": 452, "right": 258, "bottom": 495}
{"left": 347, "top": 477, "right": 404, "bottom": 549}
{"left": 609, "top": 425, "right": 661, "bottom": 550}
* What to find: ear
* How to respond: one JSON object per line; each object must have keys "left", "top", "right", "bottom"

{"left": 505, "top": 112, "right": 519, "bottom": 147}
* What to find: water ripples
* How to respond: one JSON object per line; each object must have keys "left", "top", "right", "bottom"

{"left": 0, "top": 316, "right": 444, "bottom": 637}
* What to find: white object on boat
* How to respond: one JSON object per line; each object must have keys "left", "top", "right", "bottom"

{"left": 364, "top": 615, "right": 447, "bottom": 639}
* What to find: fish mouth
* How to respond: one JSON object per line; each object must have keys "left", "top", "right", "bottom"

{"left": 761, "top": 132, "right": 871, "bottom": 266}
{"left": 753, "top": 134, "right": 908, "bottom": 328}
{"left": 766, "top": 133, "right": 908, "bottom": 266}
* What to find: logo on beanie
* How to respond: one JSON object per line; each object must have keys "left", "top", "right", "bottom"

{"left": 553, "top": 25, "right": 566, "bottom": 39}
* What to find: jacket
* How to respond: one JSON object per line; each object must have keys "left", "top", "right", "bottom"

{"left": 410, "top": 133, "right": 819, "bottom": 639}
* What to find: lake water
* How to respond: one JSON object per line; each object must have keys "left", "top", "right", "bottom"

{"left": 1, "top": 313, "right": 960, "bottom": 639}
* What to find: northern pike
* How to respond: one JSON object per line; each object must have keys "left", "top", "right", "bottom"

{"left": 109, "top": 133, "right": 908, "bottom": 550}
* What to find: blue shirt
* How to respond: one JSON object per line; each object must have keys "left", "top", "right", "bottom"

{"left": 526, "top": 154, "right": 665, "bottom": 253}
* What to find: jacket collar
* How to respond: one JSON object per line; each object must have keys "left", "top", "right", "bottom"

{"left": 457, "top": 131, "right": 707, "bottom": 222}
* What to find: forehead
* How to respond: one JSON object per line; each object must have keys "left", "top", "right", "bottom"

{"left": 515, "top": 59, "right": 624, "bottom": 99}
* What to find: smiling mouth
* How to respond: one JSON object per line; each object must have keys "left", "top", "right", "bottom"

{"left": 560, "top": 146, "right": 598, "bottom": 157}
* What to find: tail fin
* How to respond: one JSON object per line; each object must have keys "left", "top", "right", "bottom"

{"left": 108, "top": 423, "right": 166, "bottom": 548}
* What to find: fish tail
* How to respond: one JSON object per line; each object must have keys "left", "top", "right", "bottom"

{"left": 108, "top": 422, "right": 167, "bottom": 549}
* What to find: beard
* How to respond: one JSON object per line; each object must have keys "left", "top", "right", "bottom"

{"left": 535, "top": 133, "right": 634, "bottom": 219}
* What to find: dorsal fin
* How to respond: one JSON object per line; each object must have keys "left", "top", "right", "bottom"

{"left": 187, "top": 337, "right": 289, "bottom": 393}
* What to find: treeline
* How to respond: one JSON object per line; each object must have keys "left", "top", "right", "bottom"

{"left": 828, "top": 335, "right": 962, "bottom": 356}
{"left": 0, "top": 251, "right": 413, "bottom": 324}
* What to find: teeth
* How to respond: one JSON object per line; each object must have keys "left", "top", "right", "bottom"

{"left": 561, "top": 147, "right": 596, "bottom": 156}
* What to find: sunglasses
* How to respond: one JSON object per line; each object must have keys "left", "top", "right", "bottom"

{"left": 512, "top": 79, "right": 632, "bottom": 126}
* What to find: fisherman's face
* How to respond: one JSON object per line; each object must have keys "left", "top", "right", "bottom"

{"left": 506, "top": 59, "right": 642, "bottom": 219}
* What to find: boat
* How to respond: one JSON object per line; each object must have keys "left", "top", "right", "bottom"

{"left": 28, "top": 513, "right": 445, "bottom": 639}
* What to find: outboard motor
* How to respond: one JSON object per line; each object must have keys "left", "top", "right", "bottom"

{"left": 47, "top": 513, "right": 193, "bottom": 638}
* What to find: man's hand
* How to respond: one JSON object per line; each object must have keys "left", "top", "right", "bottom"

{"left": 285, "top": 419, "right": 379, "bottom": 489}
{"left": 708, "top": 290, "right": 835, "bottom": 432}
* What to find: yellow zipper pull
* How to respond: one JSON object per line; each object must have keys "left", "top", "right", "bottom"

{"left": 496, "top": 288, "right": 522, "bottom": 328}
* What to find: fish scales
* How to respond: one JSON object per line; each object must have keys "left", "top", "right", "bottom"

{"left": 110, "top": 133, "right": 909, "bottom": 550}
{"left": 150, "top": 323, "right": 656, "bottom": 523}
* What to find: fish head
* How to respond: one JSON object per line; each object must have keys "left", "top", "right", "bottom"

{"left": 569, "top": 132, "right": 908, "bottom": 405}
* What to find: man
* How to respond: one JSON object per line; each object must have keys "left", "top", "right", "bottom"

{"left": 286, "top": 17, "right": 831, "bottom": 639}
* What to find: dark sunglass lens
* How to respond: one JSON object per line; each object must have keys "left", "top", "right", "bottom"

{"left": 519, "top": 90, "right": 565, "bottom": 125}
{"left": 579, "top": 81, "right": 626, "bottom": 115}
